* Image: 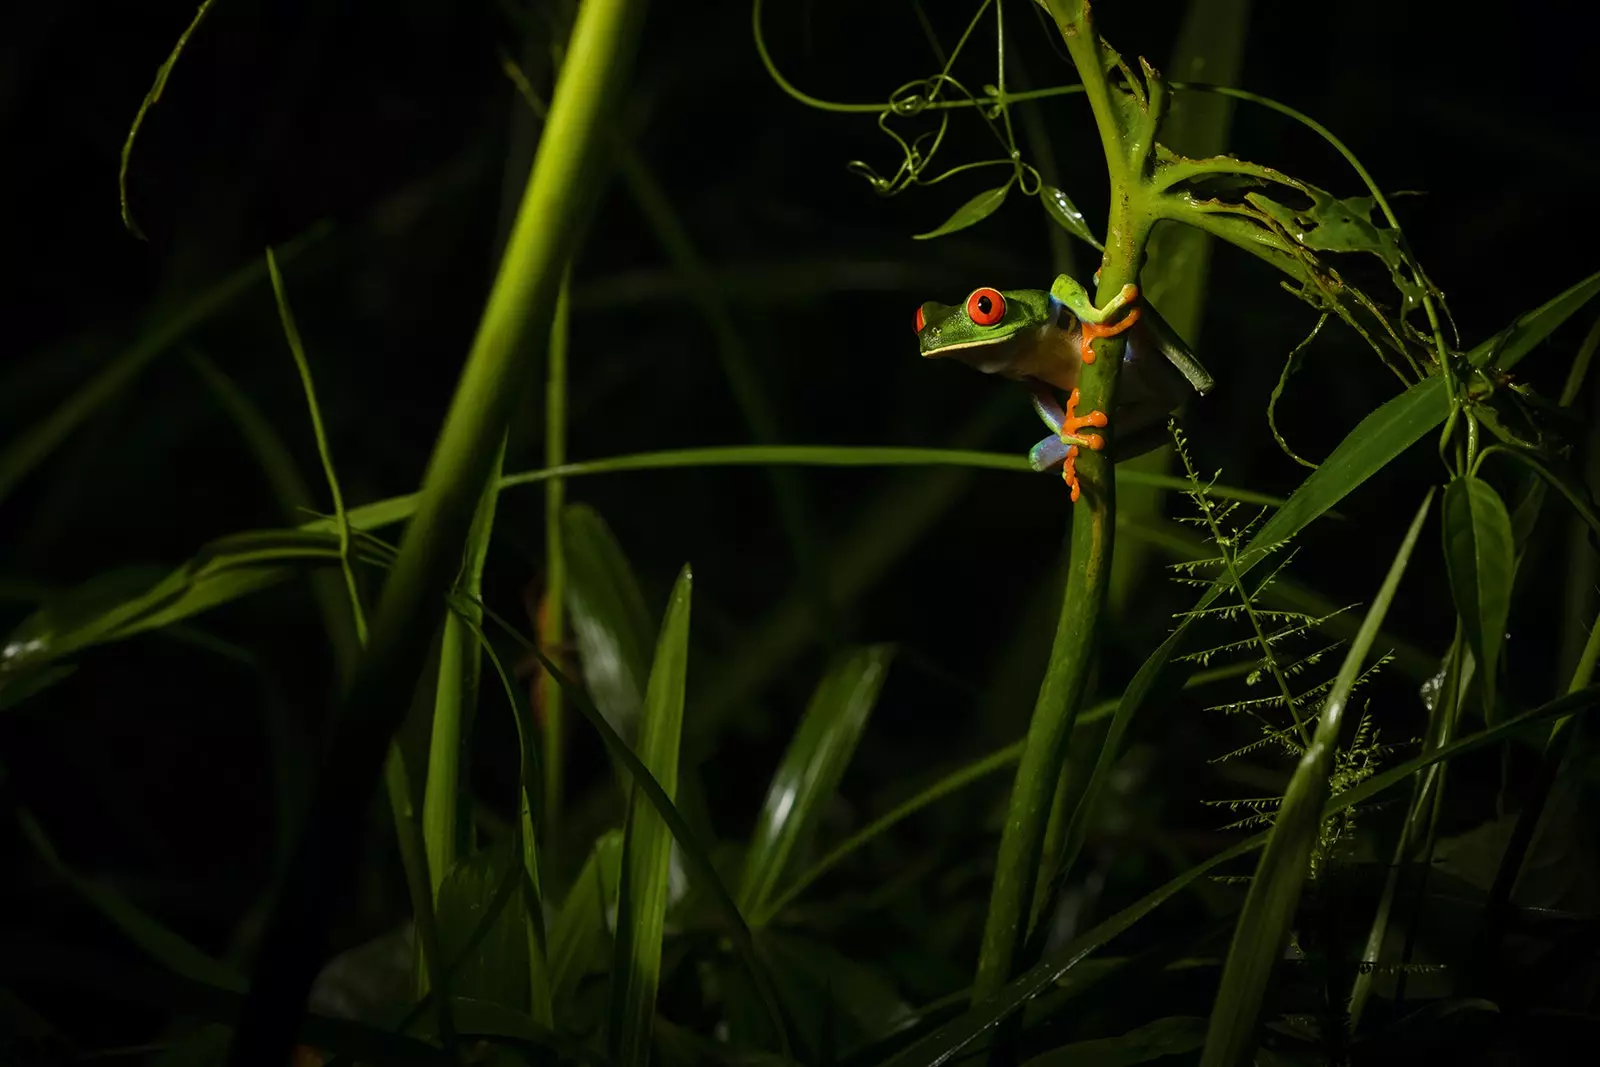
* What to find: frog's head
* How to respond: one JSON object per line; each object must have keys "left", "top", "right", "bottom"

{"left": 915, "top": 287, "right": 1057, "bottom": 375}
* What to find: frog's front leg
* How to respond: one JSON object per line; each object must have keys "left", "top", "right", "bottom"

{"left": 1026, "top": 380, "right": 1106, "bottom": 502}
{"left": 1049, "top": 275, "right": 1142, "bottom": 365}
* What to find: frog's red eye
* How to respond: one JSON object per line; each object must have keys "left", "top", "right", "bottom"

{"left": 915, "top": 305, "right": 925, "bottom": 333}
{"left": 967, "top": 287, "right": 1006, "bottom": 326}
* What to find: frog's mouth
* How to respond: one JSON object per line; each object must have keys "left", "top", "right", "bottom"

{"left": 920, "top": 335, "right": 1016, "bottom": 375}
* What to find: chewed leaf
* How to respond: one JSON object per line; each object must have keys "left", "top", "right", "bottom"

{"left": 1248, "top": 184, "right": 1426, "bottom": 313}
{"left": 913, "top": 183, "right": 1010, "bottom": 240}
{"left": 1039, "top": 184, "right": 1102, "bottom": 250}
{"left": 1442, "top": 476, "right": 1513, "bottom": 722}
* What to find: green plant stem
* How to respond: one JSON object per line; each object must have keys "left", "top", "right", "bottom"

{"left": 226, "top": 0, "right": 647, "bottom": 1061}
{"left": 972, "top": 0, "right": 1146, "bottom": 1009}
{"left": 543, "top": 271, "right": 571, "bottom": 843}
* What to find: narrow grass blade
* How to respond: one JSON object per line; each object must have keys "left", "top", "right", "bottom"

{"left": 423, "top": 444, "right": 505, "bottom": 898}
{"left": 16, "top": 810, "right": 243, "bottom": 991}
{"left": 1022, "top": 1015, "right": 1206, "bottom": 1066}
{"left": 185, "top": 350, "right": 360, "bottom": 675}
{"left": 317, "top": 446, "right": 1295, "bottom": 535}
{"left": 0, "top": 226, "right": 325, "bottom": 509}
{"left": 502, "top": 608, "right": 792, "bottom": 1055}
{"left": 881, "top": 681, "right": 1600, "bottom": 1067}
{"left": 550, "top": 830, "right": 624, "bottom": 1005}
{"left": 1200, "top": 490, "right": 1433, "bottom": 1067}
{"left": 118, "top": 0, "right": 221, "bottom": 236}
{"left": 562, "top": 503, "right": 654, "bottom": 750}
{"left": 1441, "top": 476, "right": 1513, "bottom": 722}
{"left": 1471, "top": 268, "right": 1600, "bottom": 371}
{"left": 741, "top": 645, "right": 894, "bottom": 924}
{"left": 610, "top": 565, "right": 692, "bottom": 1067}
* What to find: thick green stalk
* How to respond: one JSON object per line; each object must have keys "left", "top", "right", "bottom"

{"left": 972, "top": 0, "right": 1151, "bottom": 1007}
{"left": 226, "top": 1, "right": 648, "bottom": 1062}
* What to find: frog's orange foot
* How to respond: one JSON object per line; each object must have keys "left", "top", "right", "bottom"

{"left": 1061, "top": 445, "right": 1082, "bottom": 502}
{"left": 1057, "top": 388, "right": 1108, "bottom": 503}
{"left": 1060, "top": 387, "right": 1107, "bottom": 452}
{"left": 1078, "top": 305, "right": 1141, "bottom": 365}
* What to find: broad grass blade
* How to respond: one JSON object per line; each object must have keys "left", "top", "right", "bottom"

{"left": 563, "top": 503, "right": 654, "bottom": 750}
{"left": 1442, "top": 476, "right": 1513, "bottom": 722}
{"left": 610, "top": 565, "right": 692, "bottom": 1067}
{"left": 549, "top": 830, "right": 624, "bottom": 1005}
{"left": 435, "top": 843, "right": 533, "bottom": 1012}
{"left": 741, "top": 645, "right": 894, "bottom": 924}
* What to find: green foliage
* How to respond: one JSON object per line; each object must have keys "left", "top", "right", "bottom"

{"left": 8, "top": 2, "right": 1600, "bottom": 1067}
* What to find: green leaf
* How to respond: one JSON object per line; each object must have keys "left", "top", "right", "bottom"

{"left": 610, "top": 565, "right": 692, "bottom": 1067}
{"left": 741, "top": 645, "right": 894, "bottom": 924}
{"left": 435, "top": 843, "right": 531, "bottom": 1012}
{"left": 562, "top": 504, "right": 655, "bottom": 749}
{"left": 1022, "top": 1015, "right": 1206, "bottom": 1066}
{"left": 513, "top": 616, "right": 792, "bottom": 1056}
{"left": 1470, "top": 268, "right": 1600, "bottom": 370}
{"left": 1200, "top": 491, "right": 1433, "bottom": 1067}
{"left": 0, "top": 530, "right": 358, "bottom": 694}
{"left": 549, "top": 830, "right": 624, "bottom": 1006}
{"left": 1039, "top": 185, "right": 1101, "bottom": 250}
{"left": 1247, "top": 184, "right": 1424, "bottom": 312}
{"left": 913, "top": 183, "right": 1011, "bottom": 240}
{"left": 883, "top": 682, "right": 1600, "bottom": 1067}
{"left": 449, "top": 997, "right": 610, "bottom": 1066}
{"left": 1442, "top": 476, "right": 1513, "bottom": 722}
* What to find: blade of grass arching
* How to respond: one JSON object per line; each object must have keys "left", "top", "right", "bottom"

{"left": 313, "top": 446, "right": 1297, "bottom": 535}
{"left": 185, "top": 349, "right": 360, "bottom": 678}
{"left": 610, "top": 565, "right": 691, "bottom": 1067}
{"left": 266, "top": 245, "right": 453, "bottom": 1048}
{"left": 15, "top": 809, "right": 244, "bottom": 991}
{"left": 0, "top": 224, "right": 326, "bottom": 510}
{"left": 423, "top": 438, "right": 505, "bottom": 902}
{"left": 740, "top": 645, "right": 895, "bottom": 925}
{"left": 882, "top": 680, "right": 1600, "bottom": 1067}
{"left": 1050, "top": 373, "right": 1452, "bottom": 912}
{"left": 229, "top": 0, "right": 647, "bottom": 1058}
{"left": 549, "top": 830, "right": 624, "bottom": 1005}
{"left": 1199, "top": 491, "right": 1433, "bottom": 1067}
{"left": 482, "top": 598, "right": 792, "bottom": 1055}
{"left": 543, "top": 271, "right": 572, "bottom": 841}
{"left": 1111, "top": 0, "right": 1251, "bottom": 623}
{"left": 117, "top": 0, "right": 221, "bottom": 237}
{"left": 562, "top": 503, "right": 655, "bottom": 760}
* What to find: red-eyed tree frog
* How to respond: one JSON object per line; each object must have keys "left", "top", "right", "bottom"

{"left": 915, "top": 275, "right": 1213, "bottom": 501}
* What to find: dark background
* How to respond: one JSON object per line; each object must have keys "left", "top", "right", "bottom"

{"left": 3, "top": 0, "right": 1597, "bottom": 1054}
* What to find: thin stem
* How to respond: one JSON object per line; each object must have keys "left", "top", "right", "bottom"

{"left": 543, "top": 271, "right": 571, "bottom": 841}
